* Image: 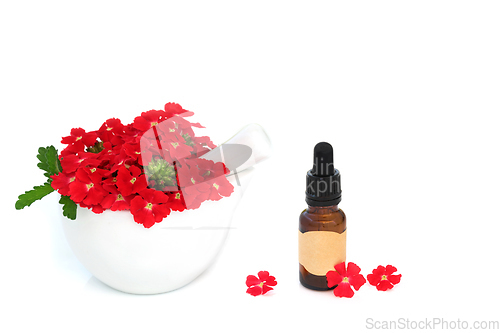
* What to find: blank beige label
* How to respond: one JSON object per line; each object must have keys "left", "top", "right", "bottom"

{"left": 298, "top": 230, "right": 346, "bottom": 276}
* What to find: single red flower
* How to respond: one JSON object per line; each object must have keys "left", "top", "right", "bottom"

{"left": 205, "top": 174, "right": 234, "bottom": 201}
{"left": 164, "top": 102, "right": 194, "bottom": 118}
{"left": 193, "top": 159, "right": 233, "bottom": 200}
{"left": 109, "top": 150, "right": 135, "bottom": 174}
{"left": 68, "top": 168, "right": 107, "bottom": 206}
{"left": 367, "top": 265, "right": 402, "bottom": 291}
{"left": 115, "top": 165, "right": 148, "bottom": 196}
{"left": 61, "top": 128, "right": 98, "bottom": 155}
{"left": 98, "top": 118, "right": 125, "bottom": 144}
{"left": 133, "top": 110, "right": 167, "bottom": 132}
{"left": 326, "top": 262, "right": 366, "bottom": 298}
{"left": 79, "top": 202, "right": 105, "bottom": 214}
{"left": 123, "top": 142, "right": 145, "bottom": 165}
{"left": 60, "top": 152, "right": 100, "bottom": 173}
{"left": 129, "top": 189, "right": 171, "bottom": 228}
{"left": 101, "top": 186, "right": 133, "bottom": 211}
{"left": 175, "top": 161, "right": 210, "bottom": 209}
{"left": 50, "top": 172, "right": 75, "bottom": 196}
{"left": 167, "top": 191, "right": 187, "bottom": 212}
{"left": 246, "top": 271, "right": 277, "bottom": 296}
{"left": 163, "top": 140, "right": 193, "bottom": 161}
{"left": 153, "top": 118, "right": 184, "bottom": 142}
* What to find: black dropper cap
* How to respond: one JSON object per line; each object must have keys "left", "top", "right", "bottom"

{"left": 305, "top": 142, "right": 342, "bottom": 206}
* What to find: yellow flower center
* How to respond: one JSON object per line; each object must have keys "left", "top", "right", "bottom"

{"left": 145, "top": 203, "right": 153, "bottom": 210}
{"left": 151, "top": 121, "right": 158, "bottom": 127}
{"left": 342, "top": 277, "right": 349, "bottom": 283}
{"left": 86, "top": 183, "right": 94, "bottom": 189}
{"left": 130, "top": 177, "right": 136, "bottom": 184}
{"left": 175, "top": 193, "right": 181, "bottom": 199}
{"left": 76, "top": 136, "right": 82, "bottom": 141}
{"left": 381, "top": 275, "right": 388, "bottom": 280}
{"left": 213, "top": 183, "right": 219, "bottom": 190}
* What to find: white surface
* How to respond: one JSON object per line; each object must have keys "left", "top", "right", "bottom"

{"left": 2, "top": 1, "right": 500, "bottom": 332}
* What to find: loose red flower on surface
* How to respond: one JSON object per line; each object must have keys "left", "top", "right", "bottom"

{"left": 326, "top": 262, "right": 366, "bottom": 298}
{"left": 246, "top": 271, "right": 277, "bottom": 296}
{"left": 367, "top": 265, "right": 402, "bottom": 291}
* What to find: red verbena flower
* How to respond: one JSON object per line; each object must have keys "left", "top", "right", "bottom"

{"left": 164, "top": 102, "right": 194, "bottom": 118}
{"left": 163, "top": 139, "right": 193, "bottom": 161}
{"left": 133, "top": 110, "right": 167, "bottom": 132}
{"left": 61, "top": 128, "right": 98, "bottom": 155}
{"left": 129, "top": 189, "right": 171, "bottom": 228}
{"left": 50, "top": 172, "right": 75, "bottom": 196}
{"left": 367, "top": 265, "right": 402, "bottom": 291}
{"left": 167, "top": 191, "right": 187, "bottom": 212}
{"left": 60, "top": 152, "right": 100, "bottom": 173}
{"left": 246, "top": 271, "right": 277, "bottom": 296}
{"left": 326, "top": 262, "right": 366, "bottom": 298}
{"left": 101, "top": 186, "right": 133, "bottom": 211}
{"left": 154, "top": 117, "right": 185, "bottom": 143}
{"left": 79, "top": 202, "right": 105, "bottom": 214}
{"left": 98, "top": 118, "right": 125, "bottom": 145}
{"left": 115, "top": 165, "right": 148, "bottom": 196}
{"left": 68, "top": 168, "right": 107, "bottom": 206}
{"left": 175, "top": 160, "right": 210, "bottom": 209}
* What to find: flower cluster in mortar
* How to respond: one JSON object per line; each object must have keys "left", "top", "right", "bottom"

{"left": 15, "top": 103, "right": 234, "bottom": 228}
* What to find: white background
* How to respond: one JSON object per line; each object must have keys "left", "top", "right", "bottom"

{"left": 1, "top": 1, "right": 499, "bottom": 332}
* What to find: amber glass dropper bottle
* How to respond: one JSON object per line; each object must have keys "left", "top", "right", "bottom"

{"left": 298, "top": 142, "right": 346, "bottom": 290}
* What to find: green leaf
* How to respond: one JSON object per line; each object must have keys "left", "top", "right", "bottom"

{"left": 15, "top": 182, "right": 54, "bottom": 210}
{"left": 37, "top": 145, "right": 62, "bottom": 178}
{"left": 59, "top": 195, "right": 77, "bottom": 220}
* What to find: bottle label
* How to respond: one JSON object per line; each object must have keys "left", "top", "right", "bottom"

{"left": 298, "top": 230, "right": 346, "bottom": 276}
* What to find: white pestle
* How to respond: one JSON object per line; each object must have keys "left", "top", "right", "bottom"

{"left": 200, "top": 123, "right": 272, "bottom": 176}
